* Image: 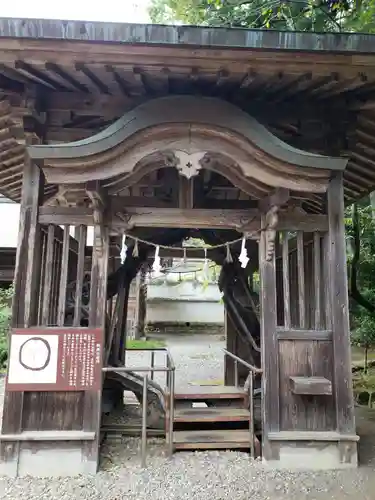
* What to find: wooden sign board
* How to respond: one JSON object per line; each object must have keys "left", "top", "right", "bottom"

{"left": 6, "top": 327, "right": 104, "bottom": 392}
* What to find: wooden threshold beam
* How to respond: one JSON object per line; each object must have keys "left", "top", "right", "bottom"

{"left": 38, "top": 206, "right": 328, "bottom": 232}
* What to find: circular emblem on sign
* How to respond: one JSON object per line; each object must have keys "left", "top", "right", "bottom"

{"left": 19, "top": 337, "right": 51, "bottom": 371}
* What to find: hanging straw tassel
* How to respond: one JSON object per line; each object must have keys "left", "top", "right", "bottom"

{"left": 152, "top": 245, "right": 162, "bottom": 276}
{"left": 120, "top": 233, "right": 128, "bottom": 264}
{"left": 225, "top": 243, "right": 233, "bottom": 263}
{"left": 133, "top": 239, "right": 139, "bottom": 258}
{"left": 238, "top": 236, "right": 249, "bottom": 269}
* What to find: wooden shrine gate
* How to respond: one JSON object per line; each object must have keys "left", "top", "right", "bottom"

{"left": 0, "top": 95, "right": 358, "bottom": 475}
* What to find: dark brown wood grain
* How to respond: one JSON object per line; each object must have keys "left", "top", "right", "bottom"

{"left": 276, "top": 328, "right": 332, "bottom": 340}
{"left": 22, "top": 392, "right": 84, "bottom": 431}
{"left": 278, "top": 340, "right": 335, "bottom": 431}
{"left": 73, "top": 225, "right": 87, "bottom": 327}
{"left": 0, "top": 153, "right": 44, "bottom": 465}
{"left": 41, "top": 225, "right": 55, "bottom": 325}
{"left": 327, "top": 172, "right": 356, "bottom": 435}
{"left": 296, "top": 231, "right": 306, "bottom": 328}
{"left": 313, "top": 232, "right": 322, "bottom": 330}
{"left": 83, "top": 217, "right": 109, "bottom": 470}
{"left": 282, "top": 232, "right": 291, "bottom": 329}
{"left": 260, "top": 215, "right": 279, "bottom": 457}
{"left": 290, "top": 376, "right": 332, "bottom": 396}
{"left": 38, "top": 206, "right": 329, "bottom": 232}
{"left": 57, "top": 226, "right": 70, "bottom": 327}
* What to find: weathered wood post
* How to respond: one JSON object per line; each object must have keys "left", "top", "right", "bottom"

{"left": 0, "top": 149, "right": 44, "bottom": 475}
{"left": 259, "top": 212, "right": 279, "bottom": 463}
{"left": 134, "top": 264, "right": 147, "bottom": 339}
{"left": 327, "top": 171, "right": 357, "bottom": 463}
{"left": 0, "top": 144, "right": 44, "bottom": 476}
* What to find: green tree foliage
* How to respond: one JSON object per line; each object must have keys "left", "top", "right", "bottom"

{"left": 347, "top": 0, "right": 375, "bottom": 32}
{"left": 0, "top": 287, "right": 12, "bottom": 369}
{"left": 346, "top": 201, "right": 375, "bottom": 371}
{"left": 149, "top": 0, "right": 360, "bottom": 32}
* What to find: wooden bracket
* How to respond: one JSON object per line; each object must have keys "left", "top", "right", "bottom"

{"left": 86, "top": 181, "right": 106, "bottom": 257}
{"left": 262, "top": 205, "right": 279, "bottom": 261}
{"left": 114, "top": 211, "right": 134, "bottom": 232}
{"left": 259, "top": 188, "right": 290, "bottom": 261}
{"left": 259, "top": 188, "right": 290, "bottom": 213}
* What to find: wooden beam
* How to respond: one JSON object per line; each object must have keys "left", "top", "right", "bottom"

{"left": 75, "top": 62, "right": 110, "bottom": 94}
{"left": 105, "top": 65, "right": 132, "bottom": 97}
{"left": 15, "top": 60, "right": 70, "bottom": 91}
{"left": 268, "top": 431, "right": 359, "bottom": 441}
{"left": 45, "top": 62, "right": 90, "bottom": 93}
{"left": 0, "top": 268, "right": 14, "bottom": 281}
{"left": 38, "top": 206, "right": 328, "bottom": 232}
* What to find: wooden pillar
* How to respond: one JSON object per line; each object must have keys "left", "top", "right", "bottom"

{"left": 327, "top": 172, "right": 356, "bottom": 439}
{"left": 259, "top": 215, "right": 279, "bottom": 462}
{"left": 0, "top": 153, "right": 44, "bottom": 475}
{"left": 134, "top": 264, "right": 147, "bottom": 339}
{"left": 83, "top": 215, "right": 109, "bottom": 473}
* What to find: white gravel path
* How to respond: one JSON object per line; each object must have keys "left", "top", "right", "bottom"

{"left": 1, "top": 335, "right": 375, "bottom": 500}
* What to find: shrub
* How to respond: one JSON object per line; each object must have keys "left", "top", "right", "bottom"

{"left": 0, "top": 286, "right": 12, "bottom": 370}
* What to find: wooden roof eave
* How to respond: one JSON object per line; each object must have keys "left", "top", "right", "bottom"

{"left": 27, "top": 96, "right": 346, "bottom": 195}
{"left": 28, "top": 96, "right": 347, "bottom": 172}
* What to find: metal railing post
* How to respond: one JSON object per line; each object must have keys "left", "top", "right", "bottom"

{"left": 141, "top": 374, "right": 148, "bottom": 468}
{"left": 150, "top": 351, "right": 155, "bottom": 381}
{"left": 103, "top": 347, "right": 176, "bottom": 466}
{"left": 222, "top": 348, "right": 262, "bottom": 458}
{"left": 249, "top": 372, "right": 255, "bottom": 458}
{"left": 168, "top": 368, "right": 175, "bottom": 457}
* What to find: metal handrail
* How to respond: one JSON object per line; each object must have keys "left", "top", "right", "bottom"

{"left": 103, "top": 347, "right": 175, "bottom": 467}
{"left": 223, "top": 348, "right": 262, "bottom": 458}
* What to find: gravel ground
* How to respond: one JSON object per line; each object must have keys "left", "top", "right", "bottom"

{"left": 125, "top": 334, "right": 225, "bottom": 391}
{"left": 1, "top": 335, "right": 375, "bottom": 500}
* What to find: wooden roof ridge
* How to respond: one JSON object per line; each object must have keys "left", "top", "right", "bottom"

{"left": 0, "top": 18, "right": 375, "bottom": 54}
{"left": 28, "top": 95, "right": 346, "bottom": 171}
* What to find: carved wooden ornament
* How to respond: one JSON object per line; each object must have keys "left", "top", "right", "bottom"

{"left": 174, "top": 150, "right": 206, "bottom": 179}
{"left": 264, "top": 206, "right": 279, "bottom": 261}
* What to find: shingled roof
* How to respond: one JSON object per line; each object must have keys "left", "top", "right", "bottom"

{"left": 0, "top": 18, "right": 375, "bottom": 203}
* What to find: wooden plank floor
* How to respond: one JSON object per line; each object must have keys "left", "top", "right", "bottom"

{"left": 172, "top": 386, "right": 246, "bottom": 400}
{"left": 174, "top": 407, "right": 250, "bottom": 422}
{"left": 173, "top": 429, "right": 251, "bottom": 449}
